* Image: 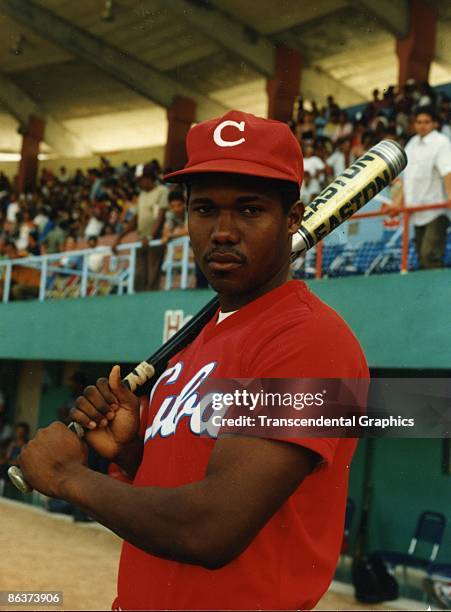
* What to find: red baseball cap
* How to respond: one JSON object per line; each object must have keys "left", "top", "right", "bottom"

{"left": 164, "top": 110, "right": 303, "bottom": 187}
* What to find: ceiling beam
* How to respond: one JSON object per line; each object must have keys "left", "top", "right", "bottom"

{"left": 274, "top": 31, "right": 366, "bottom": 106}
{"left": 302, "top": 66, "right": 367, "bottom": 107}
{"left": 164, "top": 0, "right": 275, "bottom": 77}
{"left": 165, "top": 2, "right": 365, "bottom": 108}
{"left": 0, "top": 72, "right": 93, "bottom": 157}
{"left": 0, "top": 0, "right": 227, "bottom": 121}
{"left": 349, "top": 0, "right": 409, "bottom": 38}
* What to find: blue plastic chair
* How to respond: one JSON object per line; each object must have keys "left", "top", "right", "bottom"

{"left": 374, "top": 511, "right": 447, "bottom": 572}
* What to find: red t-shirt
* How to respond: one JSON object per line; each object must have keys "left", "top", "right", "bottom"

{"left": 115, "top": 280, "right": 368, "bottom": 610}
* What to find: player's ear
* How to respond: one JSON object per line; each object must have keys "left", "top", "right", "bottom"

{"left": 287, "top": 200, "right": 304, "bottom": 235}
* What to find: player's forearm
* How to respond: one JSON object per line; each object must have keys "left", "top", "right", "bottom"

{"left": 59, "top": 465, "right": 224, "bottom": 568}
{"left": 443, "top": 173, "right": 451, "bottom": 201}
{"left": 112, "top": 437, "right": 144, "bottom": 479}
{"left": 116, "top": 217, "right": 137, "bottom": 241}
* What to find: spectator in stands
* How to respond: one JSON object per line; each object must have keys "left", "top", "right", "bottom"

{"left": 300, "top": 171, "right": 319, "bottom": 205}
{"left": 6, "top": 194, "right": 19, "bottom": 225}
{"left": 149, "top": 158, "right": 163, "bottom": 180}
{"left": 417, "top": 81, "right": 436, "bottom": 109}
{"left": 22, "top": 230, "right": 41, "bottom": 257}
{"left": 303, "top": 144, "right": 325, "bottom": 195}
{"left": 333, "top": 111, "right": 353, "bottom": 143}
{"left": 391, "top": 107, "right": 451, "bottom": 269}
{"left": 84, "top": 203, "right": 105, "bottom": 239}
{"left": 41, "top": 211, "right": 66, "bottom": 254}
{"left": 58, "top": 166, "right": 70, "bottom": 183}
{"left": 323, "top": 108, "right": 342, "bottom": 142}
{"left": 86, "top": 236, "right": 106, "bottom": 273}
{"left": 89, "top": 169, "right": 104, "bottom": 201}
{"left": 0, "top": 422, "right": 30, "bottom": 480}
{"left": 161, "top": 190, "right": 188, "bottom": 244}
{"left": 15, "top": 210, "right": 37, "bottom": 252}
{"left": 58, "top": 234, "right": 82, "bottom": 270}
{"left": 295, "top": 110, "right": 316, "bottom": 143}
{"left": 33, "top": 204, "right": 50, "bottom": 237}
{"left": 113, "top": 164, "right": 168, "bottom": 291}
{"left": 326, "top": 137, "right": 354, "bottom": 179}
{"left": 108, "top": 203, "right": 123, "bottom": 234}
{"left": 3, "top": 239, "right": 19, "bottom": 260}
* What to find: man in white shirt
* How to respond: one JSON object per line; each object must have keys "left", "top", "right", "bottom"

{"left": 303, "top": 144, "right": 325, "bottom": 195}
{"left": 6, "top": 196, "right": 19, "bottom": 224}
{"left": 300, "top": 171, "right": 319, "bottom": 205}
{"left": 326, "top": 137, "right": 355, "bottom": 179}
{"left": 392, "top": 108, "right": 451, "bottom": 269}
{"left": 113, "top": 164, "right": 168, "bottom": 291}
{"left": 86, "top": 236, "right": 106, "bottom": 273}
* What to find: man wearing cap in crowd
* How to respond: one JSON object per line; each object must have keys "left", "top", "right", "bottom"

{"left": 18, "top": 111, "right": 368, "bottom": 611}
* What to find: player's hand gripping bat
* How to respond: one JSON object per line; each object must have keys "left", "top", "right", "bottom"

{"left": 8, "top": 139, "right": 407, "bottom": 493}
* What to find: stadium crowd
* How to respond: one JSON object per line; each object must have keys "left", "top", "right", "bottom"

{"left": 0, "top": 78, "right": 450, "bottom": 297}
{"left": 293, "top": 80, "right": 451, "bottom": 203}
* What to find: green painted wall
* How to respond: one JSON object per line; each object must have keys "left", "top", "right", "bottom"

{"left": 2, "top": 272, "right": 449, "bottom": 555}
{"left": 308, "top": 270, "right": 451, "bottom": 369}
{"left": 348, "top": 439, "right": 451, "bottom": 561}
{"left": 0, "top": 290, "right": 212, "bottom": 364}
{"left": 0, "top": 269, "right": 449, "bottom": 368}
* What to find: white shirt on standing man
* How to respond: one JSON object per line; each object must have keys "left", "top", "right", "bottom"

{"left": 403, "top": 129, "right": 451, "bottom": 226}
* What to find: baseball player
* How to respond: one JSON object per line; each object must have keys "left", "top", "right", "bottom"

{"left": 18, "top": 111, "right": 368, "bottom": 611}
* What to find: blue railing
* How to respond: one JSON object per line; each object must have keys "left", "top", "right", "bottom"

{"left": 0, "top": 236, "right": 194, "bottom": 303}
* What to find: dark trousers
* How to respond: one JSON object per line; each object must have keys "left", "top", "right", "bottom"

{"left": 134, "top": 244, "right": 166, "bottom": 292}
{"left": 414, "top": 215, "right": 449, "bottom": 269}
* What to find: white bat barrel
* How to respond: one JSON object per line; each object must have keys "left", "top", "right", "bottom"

{"left": 292, "top": 139, "right": 407, "bottom": 255}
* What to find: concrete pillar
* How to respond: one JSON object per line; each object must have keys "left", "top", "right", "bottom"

{"left": 266, "top": 44, "right": 303, "bottom": 123}
{"left": 16, "top": 114, "right": 45, "bottom": 193}
{"left": 164, "top": 97, "right": 196, "bottom": 172}
{"left": 396, "top": 0, "right": 437, "bottom": 88}
{"left": 15, "top": 360, "right": 43, "bottom": 434}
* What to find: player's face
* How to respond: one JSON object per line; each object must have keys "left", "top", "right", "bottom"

{"left": 188, "top": 174, "right": 302, "bottom": 310}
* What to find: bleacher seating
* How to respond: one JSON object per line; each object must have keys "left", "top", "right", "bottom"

{"left": 294, "top": 229, "right": 451, "bottom": 279}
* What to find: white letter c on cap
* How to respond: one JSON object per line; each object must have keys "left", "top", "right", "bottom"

{"left": 213, "top": 120, "right": 245, "bottom": 147}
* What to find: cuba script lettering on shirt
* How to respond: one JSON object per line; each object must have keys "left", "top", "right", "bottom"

{"left": 144, "top": 362, "right": 218, "bottom": 441}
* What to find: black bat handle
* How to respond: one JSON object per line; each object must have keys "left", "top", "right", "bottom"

{"left": 122, "top": 296, "right": 219, "bottom": 392}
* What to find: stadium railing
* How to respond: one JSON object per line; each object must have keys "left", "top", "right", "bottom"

{"left": 0, "top": 236, "right": 193, "bottom": 303}
{"left": 311, "top": 202, "right": 450, "bottom": 279}
{"left": 2, "top": 202, "right": 449, "bottom": 302}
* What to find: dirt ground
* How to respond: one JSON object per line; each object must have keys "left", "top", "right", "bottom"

{"left": 0, "top": 498, "right": 417, "bottom": 611}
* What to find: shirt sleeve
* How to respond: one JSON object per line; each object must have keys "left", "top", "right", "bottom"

{"left": 242, "top": 308, "right": 368, "bottom": 469}
{"left": 242, "top": 317, "right": 364, "bottom": 466}
{"left": 436, "top": 138, "right": 451, "bottom": 177}
{"left": 156, "top": 187, "right": 169, "bottom": 210}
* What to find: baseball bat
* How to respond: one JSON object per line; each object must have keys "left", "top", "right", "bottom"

{"left": 8, "top": 139, "right": 407, "bottom": 493}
